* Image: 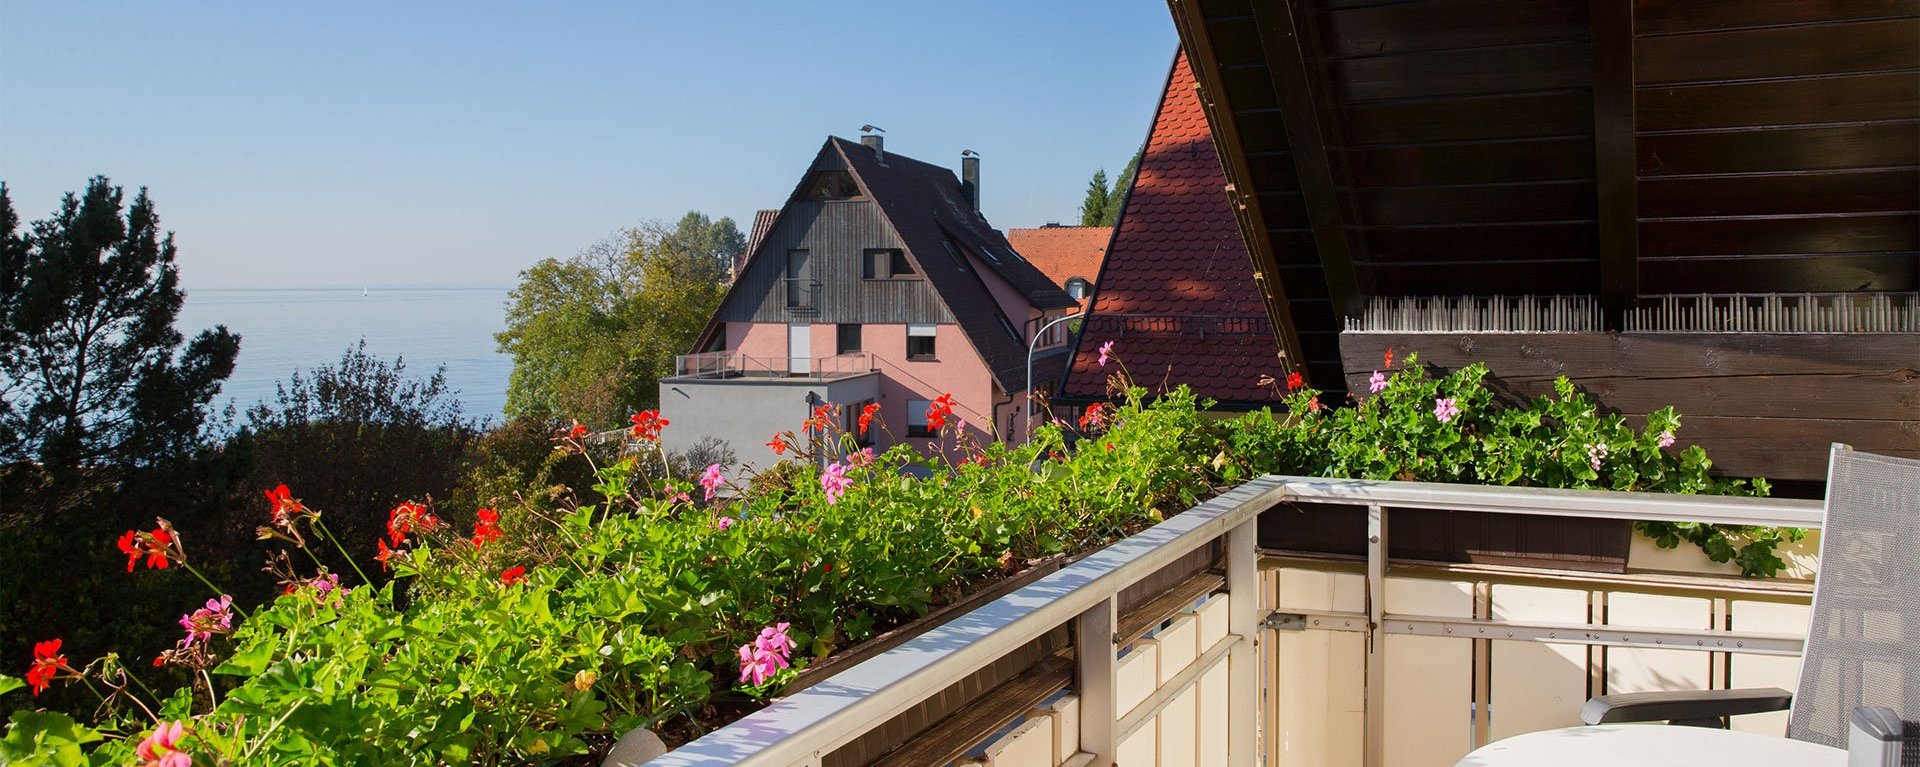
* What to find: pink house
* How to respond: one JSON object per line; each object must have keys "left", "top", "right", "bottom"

{"left": 662, "top": 134, "right": 1081, "bottom": 470}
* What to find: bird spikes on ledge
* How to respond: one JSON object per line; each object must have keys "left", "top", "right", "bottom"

{"left": 1344, "top": 293, "right": 1919, "bottom": 334}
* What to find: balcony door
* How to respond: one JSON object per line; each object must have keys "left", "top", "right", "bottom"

{"left": 788, "top": 324, "right": 811, "bottom": 375}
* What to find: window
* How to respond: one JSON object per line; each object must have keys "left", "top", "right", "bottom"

{"left": 836, "top": 324, "right": 862, "bottom": 354}
{"left": 906, "top": 398, "right": 933, "bottom": 437}
{"left": 785, "top": 250, "right": 811, "bottom": 309}
{"left": 1066, "top": 277, "right": 1091, "bottom": 301}
{"left": 863, "top": 249, "right": 915, "bottom": 280}
{"left": 907, "top": 324, "right": 937, "bottom": 360}
{"left": 804, "top": 171, "right": 860, "bottom": 200}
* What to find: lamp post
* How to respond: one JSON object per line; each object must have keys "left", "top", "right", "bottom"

{"left": 1024, "top": 311, "right": 1085, "bottom": 442}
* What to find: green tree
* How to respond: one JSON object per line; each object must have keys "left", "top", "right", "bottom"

{"left": 497, "top": 213, "right": 737, "bottom": 427}
{"left": 0, "top": 178, "right": 239, "bottom": 483}
{"left": 1078, "top": 169, "right": 1111, "bottom": 227}
{"left": 1102, "top": 149, "right": 1141, "bottom": 227}
{"left": 233, "top": 341, "right": 478, "bottom": 577}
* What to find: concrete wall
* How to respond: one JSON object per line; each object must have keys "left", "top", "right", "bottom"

{"left": 659, "top": 373, "right": 880, "bottom": 479}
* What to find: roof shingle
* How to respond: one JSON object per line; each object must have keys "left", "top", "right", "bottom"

{"left": 1062, "top": 51, "right": 1287, "bottom": 406}
{"left": 1006, "top": 226, "right": 1112, "bottom": 308}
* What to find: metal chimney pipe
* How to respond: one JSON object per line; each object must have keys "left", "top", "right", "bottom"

{"left": 961, "top": 151, "right": 980, "bottom": 210}
{"left": 860, "top": 134, "right": 883, "bottom": 160}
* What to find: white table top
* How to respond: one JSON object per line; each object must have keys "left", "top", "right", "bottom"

{"left": 1454, "top": 725, "right": 1845, "bottom": 767}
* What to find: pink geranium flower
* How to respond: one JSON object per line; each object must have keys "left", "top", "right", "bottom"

{"left": 715, "top": 516, "right": 735, "bottom": 531}
{"left": 1097, "top": 340, "right": 1115, "bottom": 367}
{"left": 1368, "top": 370, "right": 1387, "bottom": 394}
{"left": 699, "top": 463, "right": 726, "bottom": 501}
{"left": 136, "top": 720, "right": 191, "bottom": 767}
{"left": 1433, "top": 397, "right": 1460, "bottom": 424}
{"left": 737, "top": 622, "right": 796, "bottom": 687}
{"left": 846, "top": 447, "right": 875, "bottom": 468}
{"left": 178, "top": 595, "right": 235, "bottom": 647}
{"left": 1587, "top": 442, "right": 1610, "bottom": 472}
{"left": 820, "top": 462, "right": 853, "bottom": 505}
{"left": 1657, "top": 430, "right": 1676, "bottom": 448}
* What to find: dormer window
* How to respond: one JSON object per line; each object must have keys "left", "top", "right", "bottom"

{"left": 1066, "top": 277, "right": 1092, "bottom": 301}
{"left": 804, "top": 171, "right": 860, "bottom": 200}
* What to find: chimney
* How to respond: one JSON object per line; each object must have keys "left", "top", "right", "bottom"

{"left": 960, "top": 150, "right": 980, "bottom": 210}
{"left": 861, "top": 133, "right": 883, "bottom": 160}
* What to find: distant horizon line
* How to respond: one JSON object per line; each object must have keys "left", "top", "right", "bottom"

{"left": 188, "top": 284, "right": 514, "bottom": 292}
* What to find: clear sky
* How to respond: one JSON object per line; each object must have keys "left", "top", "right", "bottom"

{"left": 0, "top": 2, "right": 1178, "bottom": 290}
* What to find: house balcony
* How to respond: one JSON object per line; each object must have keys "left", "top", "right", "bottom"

{"left": 642, "top": 476, "right": 1832, "bottom": 767}
{"left": 669, "top": 351, "right": 879, "bottom": 382}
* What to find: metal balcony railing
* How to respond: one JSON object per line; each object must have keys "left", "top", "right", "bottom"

{"left": 671, "top": 351, "right": 876, "bottom": 380}
{"left": 641, "top": 477, "right": 1826, "bottom": 767}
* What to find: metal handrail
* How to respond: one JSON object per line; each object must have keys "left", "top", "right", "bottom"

{"left": 642, "top": 477, "right": 1826, "bottom": 766}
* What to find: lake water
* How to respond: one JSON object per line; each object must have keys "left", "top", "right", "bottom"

{"left": 176, "top": 288, "right": 514, "bottom": 421}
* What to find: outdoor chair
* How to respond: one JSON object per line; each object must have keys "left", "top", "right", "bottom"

{"left": 1577, "top": 445, "right": 1919, "bottom": 764}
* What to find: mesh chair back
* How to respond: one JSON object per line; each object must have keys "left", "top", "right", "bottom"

{"left": 1789, "top": 446, "right": 1920, "bottom": 749}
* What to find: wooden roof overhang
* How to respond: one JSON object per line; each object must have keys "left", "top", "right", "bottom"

{"left": 1165, "top": 0, "right": 1919, "bottom": 482}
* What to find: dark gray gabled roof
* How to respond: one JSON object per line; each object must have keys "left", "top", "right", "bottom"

{"left": 829, "top": 137, "right": 1076, "bottom": 390}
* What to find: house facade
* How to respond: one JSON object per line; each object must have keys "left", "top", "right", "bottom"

{"left": 662, "top": 135, "right": 1081, "bottom": 473}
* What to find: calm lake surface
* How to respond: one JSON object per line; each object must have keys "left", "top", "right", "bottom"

{"left": 177, "top": 288, "right": 514, "bottom": 420}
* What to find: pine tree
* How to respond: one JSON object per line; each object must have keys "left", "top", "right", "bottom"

{"left": 1078, "top": 169, "right": 1110, "bottom": 227}
{"left": 1102, "top": 149, "right": 1142, "bottom": 227}
{"left": 0, "top": 178, "right": 239, "bottom": 473}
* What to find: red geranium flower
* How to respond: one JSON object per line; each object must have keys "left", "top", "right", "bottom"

{"left": 926, "top": 393, "right": 956, "bottom": 431}
{"left": 567, "top": 421, "right": 590, "bottom": 441}
{"left": 804, "top": 402, "right": 837, "bottom": 432}
{"left": 628, "top": 411, "right": 668, "bottom": 442}
{"left": 263, "top": 484, "right": 308, "bottom": 530}
{"left": 499, "top": 566, "right": 527, "bottom": 585}
{"left": 374, "top": 539, "right": 395, "bottom": 571}
{"left": 472, "top": 508, "right": 502, "bottom": 548}
{"left": 26, "top": 639, "right": 65, "bottom": 696}
{"left": 1384, "top": 348, "right": 1394, "bottom": 368}
{"left": 117, "top": 527, "right": 173, "bottom": 572}
{"left": 387, "top": 501, "right": 439, "bottom": 546}
{"left": 766, "top": 433, "right": 789, "bottom": 456}
{"left": 1078, "top": 402, "right": 1109, "bottom": 430}
{"left": 857, "top": 403, "right": 880, "bottom": 436}
{"left": 1286, "top": 372, "right": 1304, "bottom": 391}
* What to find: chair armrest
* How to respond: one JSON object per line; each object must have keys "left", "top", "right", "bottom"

{"left": 1849, "top": 706, "right": 1903, "bottom": 767}
{"left": 1579, "top": 687, "right": 1792, "bottom": 725}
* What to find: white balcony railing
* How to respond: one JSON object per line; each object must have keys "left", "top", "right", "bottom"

{"left": 642, "top": 477, "right": 1825, "bottom": 767}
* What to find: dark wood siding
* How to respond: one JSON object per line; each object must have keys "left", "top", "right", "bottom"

{"left": 1632, "top": 6, "right": 1920, "bottom": 294}
{"left": 717, "top": 198, "right": 954, "bottom": 325}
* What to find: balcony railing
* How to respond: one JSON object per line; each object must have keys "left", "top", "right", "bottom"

{"left": 671, "top": 351, "right": 876, "bottom": 381}
{"left": 643, "top": 477, "right": 1824, "bottom": 767}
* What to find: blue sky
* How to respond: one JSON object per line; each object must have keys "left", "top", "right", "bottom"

{"left": 0, "top": 2, "right": 1178, "bottom": 289}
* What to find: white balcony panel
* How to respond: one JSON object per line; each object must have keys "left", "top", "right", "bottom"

{"left": 1028, "top": 695, "right": 1080, "bottom": 765}
{"left": 1385, "top": 578, "right": 1475, "bottom": 767}
{"left": 1604, "top": 592, "right": 1712, "bottom": 694}
{"left": 1729, "top": 599, "right": 1811, "bottom": 735}
{"left": 1488, "top": 584, "right": 1591, "bottom": 740}
{"left": 981, "top": 716, "right": 1054, "bottom": 767}
{"left": 1272, "top": 567, "right": 1366, "bottom": 767}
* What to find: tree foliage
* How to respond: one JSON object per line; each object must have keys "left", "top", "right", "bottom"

{"left": 496, "top": 213, "right": 737, "bottom": 427}
{"left": 0, "top": 179, "right": 239, "bottom": 477}
{"left": 1076, "top": 148, "right": 1142, "bottom": 227}
{"left": 1077, "top": 169, "right": 1111, "bottom": 227}
{"left": 234, "top": 341, "right": 479, "bottom": 578}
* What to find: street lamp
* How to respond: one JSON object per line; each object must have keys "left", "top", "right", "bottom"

{"left": 1024, "top": 311, "right": 1085, "bottom": 442}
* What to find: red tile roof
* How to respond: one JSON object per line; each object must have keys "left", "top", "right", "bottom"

{"left": 1007, "top": 226, "right": 1112, "bottom": 308}
{"left": 1062, "top": 51, "right": 1287, "bottom": 406}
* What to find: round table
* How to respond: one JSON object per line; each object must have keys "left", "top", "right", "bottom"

{"left": 1453, "top": 725, "right": 1845, "bottom": 766}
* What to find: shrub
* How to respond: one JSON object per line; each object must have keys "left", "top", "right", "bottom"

{"left": 1, "top": 348, "right": 1792, "bottom": 764}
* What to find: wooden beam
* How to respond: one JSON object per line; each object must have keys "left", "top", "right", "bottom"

{"left": 1592, "top": 0, "right": 1639, "bottom": 329}
{"left": 1250, "top": 0, "right": 1369, "bottom": 320}
{"left": 1166, "top": 0, "right": 1312, "bottom": 377}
